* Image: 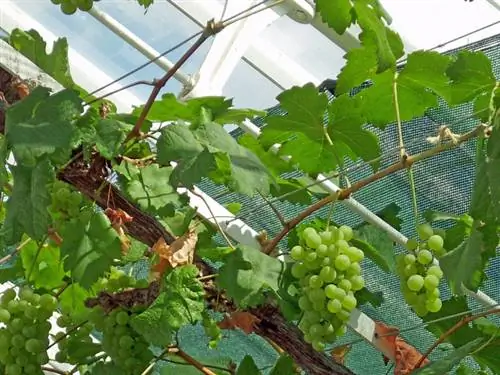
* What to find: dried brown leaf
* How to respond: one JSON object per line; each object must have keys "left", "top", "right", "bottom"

{"left": 218, "top": 311, "right": 261, "bottom": 334}
{"left": 331, "top": 345, "right": 351, "bottom": 365}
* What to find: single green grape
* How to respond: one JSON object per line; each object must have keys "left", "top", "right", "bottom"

{"left": 424, "top": 274, "right": 440, "bottom": 290}
{"left": 334, "top": 254, "right": 351, "bottom": 271}
{"left": 427, "top": 265, "right": 443, "bottom": 279}
{"left": 417, "top": 249, "right": 433, "bottom": 265}
{"left": 417, "top": 223, "right": 434, "bottom": 240}
{"left": 290, "top": 245, "right": 304, "bottom": 260}
{"left": 339, "top": 225, "right": 353, "bottom": 241}
{"left": 427, "top": 234, "right": 444, "bottom": 252}
{"left": 407, "top": 275, "right": 424, "bottom": 292}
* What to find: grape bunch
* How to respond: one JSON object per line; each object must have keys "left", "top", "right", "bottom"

{"left": 396, "top": 223, "right": 445, "bottom": 317}
{"left": 50, "top": 180, "right": 85, "bottom": 222}
{"left": 289, "top": 225, "right": 365, "bottom": 351}
{"left": 0, "top": 287, "right": 58, "bottom": 375}
{"left": 50, "top": 0, "right": 97, "bottom": 14}
{"left": 90, "top": 307, "right": 154, "bottom": 374}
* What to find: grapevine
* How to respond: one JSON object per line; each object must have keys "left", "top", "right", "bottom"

{"left": 396, "top": 224, "right": 445, "bottom": 317}
{"left": 290, "top": 225, "right": 365, "bottom": 351}
{"left": 50, "top": 0, "right": 97, "bottom": 14}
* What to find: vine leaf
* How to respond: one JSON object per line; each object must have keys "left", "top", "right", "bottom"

{"left": 315, "top": 0, "right": 353, "bottom": 35}
{"left": 236, "top": 355, "right": 260, "bottom": 375}
{"left": 413, "top": 338, "right": 487, "bottom": 374}
{"left": 2, "top": 158, "right": 54, "bottom": 244}
{"left": 130, "top": 265, "right": 205, "bottom": 347}
{"left": 59, "top": 283, "right": 92, "bottom": 322}
{"left": 20, "top": 241, "right": 65, "bottom": 290}
{"left": 270, "top": 355, "right": 295, "bottom": 375}
{"left": 0, "top": 136, "right": 9, "bottom": 188}
{"left": 336, "top": 46, "right": 378, "bottom": 95}
{"left": 353, "top": 2, "right": 396, "bottom": 72}
{"left": 360, "top": 51, "right": 451, "bottom": 128}
{"left": 446, "top": 50, "right": 497, "bottom": 105}
{"left": 218, "top": 245, "right": 284, "bottom": 307}
{"left": 423, "top": 297, "right": 500, "bottom": 373}
{"left": 118, "top": 163, "right": 187, "bottom": 216}
{"left": 355, "top": 288, "right": 384, "bottom": 308}
{"left": 94, "top": 119, "right": 131, "bottom": 159}
{"left": 157, "top": 122, "right": 271, "bottom": 196}
{"left": 134, "top": 93, "right": 264, "bottom": 126}
{"left": 351, "top": 225, "right": 395, "bottom": 273}
{"left": 60, "top": 210, "right": 123, "bottom": 289}
{"left": 151, "top": 231, "right": 197, "bottom": 277}
{"left": 328, "top": 94, "right": 380, "bottom": 170}
{"left": 8, "top": 29, "right": 74, "bottom": 88}
{"left": 5, "top": 87, "right": 82, "bottom": 165}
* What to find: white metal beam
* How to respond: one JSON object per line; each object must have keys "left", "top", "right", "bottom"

{"left": 0, "top": 0, "right": 141, "bottom": 113}
{"left": 87, "top": 5, "right": 192, "bottom": 87}
{"left": 169, "top": 0, "right": 320, "bottom": 90}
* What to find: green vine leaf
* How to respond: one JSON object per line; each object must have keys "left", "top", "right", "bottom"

{"left": 20, "top": 241, "right": 65, "bottom": 290}
{"left": 135, "top": 93, "right": 264, "bottom": 126}
{"left": 353, "top": 2, "right": 396, "bottom": 72}
{"left": 118, "top": 163, "right": 187, "bottom": 216}
{"left": 5, "top": 87, "right": 82, "bottom": 166}
{"left": 236, "top": 355, "right": 261, "bottom": 375}
{"left": 315, "top": 0, "right": 353, "bottom": 35}
{"left": 218, "top": 245, "right": 284, "bottom": 307}
{"left": 59, "top": 283, "right": 92, "bottom": 322}
{"left": 60, "top": 210, "right": 122, "bottom": 289}
{"left": 328, "top": 94, "right": 380, "bottom": 170}
{"left": 8, "top": 29, "right": 74, "bottom": 88}
{"left": 130, "top": 265, "right": 205, "bottom": 346}
{"left": 446, "top": 50, "right": 497, "bottom": 105}
{"left": 360, "top": 51, "right": 450, "bottom": 128}
{"left": 157, "top": 122, "right": 271, "bottom": 196}
{"left": 270, "top": 355, "right": 295, "bottom": 375}
{"left": 336, "top": 46, "right": 378, "bottom": 95}
{"left": 2, "top": 158, "right": 55, "bottom": 245}
{"left": 355, "top": 288, "right": 384, "bottom": 308}
{"left": 94, "top": 119, "right": 131, "bottom": 159}
{"left": 413, "top": 338, "right": 487, "bottom": 374}
{"left": 351, "top": 225, "right": 395, "bottom": 273}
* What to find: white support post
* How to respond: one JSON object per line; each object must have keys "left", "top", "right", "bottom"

{"left": 237, "top": 118, "right": 499, "bottom": 308}
{"left": 0, "top": 0, "right": 142, "bottom": 113}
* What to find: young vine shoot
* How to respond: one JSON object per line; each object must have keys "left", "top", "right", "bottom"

{"left": 0, "top": 0, "right": 498, "bottom": 374}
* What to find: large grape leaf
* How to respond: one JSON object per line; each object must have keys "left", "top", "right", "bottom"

{"left": 423, "top": 297, "right": 500, "bottom": 374}
{"left": 134, "top": 93, "right": 264, "bottom": 126}
{"left": 359, "top": 51, "right": 451, "bottom": 128}
{"left": 157, "top": 122, "right": 271, "bottom": 196}
{"left": 236, "top": 356, "right": 260, "bottom": 375}
{"left": 238, "top": 134, "right": 292, "bottom": 176}
{"left": 8, "top": 29, "right": 74, "bottom": 88}
{"left": 94, "top": 118, "right": 131, "bottom": 159}
{"left": 118, "top": 163, "right": 187, "bottom": 216}
{"left": 59, "top": 283, "right": 92, "bottom": 322}
{"left": 130, "top": 265, "right": 205, "bottom": 346}
{"left": 413, "top": 338, "right": 487, "bottom": 375}
{"left": 5, "top": 87, "right": 82, "bottom": 166}
{"left": 270, "top": 355, "right": 294, "bottom": 375}
{"left": 218, "top": 246, "right": 284, "bottom": 307}
{"left": 351, "top": 225, "right": 395, "bottom": 273}
{"left": 2, "top": 157, "right": 54, "bottom": 245}
{"left": 336, "top": 46, "right": 378, "bottom": 95}
{"left": 446, "top": 50, "right": 497, "bottom": 105}
{"left": 353, "top": 2, "right": 396, "bottom": 72}
{"left": 20, "top": 241, "right": 65, "bottom": 290}
{"left": 60, "top": 210, "right": 122, "bottom": 289}
{"left": 315, "top": 0, "right": 353, "bottom": 35}
{"left": 328, "top": 94, "right": 380, "bottom": 170}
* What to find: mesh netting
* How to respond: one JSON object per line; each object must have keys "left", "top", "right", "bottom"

{"left": 182, "top": 33, "right": 500, "bottom": 375}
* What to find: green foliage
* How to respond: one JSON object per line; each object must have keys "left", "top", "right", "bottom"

{"left": 236, "top": 355, "right": 260, "bottom": 374}
{"left": 218, "top": 245, "right": 284, "bottom": 307}
{"left": 60, "top": 210, "right": 123, "bottom": 289}
{"left": 20, "top": 241, "right": 65, "bottom": 289}
{"left": 352, "top": 225, "right": 395, "bottom": 273}
{"left": 130, "top": 265, "right": 205, "bottom": 346}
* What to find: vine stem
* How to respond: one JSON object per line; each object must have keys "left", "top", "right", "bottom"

{"left": 412, "top": 306, "right": 500, "bottom": 370}
{"left": 169, "top": 347, "right": 217, "bottom": 375}
{"left": 124, "top": 21, "right": 222, "bottom": 142}
{"left": 392, "top": 72, "right": 406, "bottom": 159}
{"left": 0, "top": 237, "right": 31, "bottom": 265}
{"left": 263, "top": 123, "right": 488, "bottom": 254}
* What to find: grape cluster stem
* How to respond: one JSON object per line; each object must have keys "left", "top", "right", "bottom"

{"left": 264, "top": 123, "right": 489, "bottom": 255}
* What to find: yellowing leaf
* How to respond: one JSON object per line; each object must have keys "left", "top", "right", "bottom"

{"left": 218, "top": 311, "right": 261, "bottom": 334}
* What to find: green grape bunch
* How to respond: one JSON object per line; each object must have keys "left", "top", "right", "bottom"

{"left": 396, "top": 223, "right": 446, "bottom": 317}
{"left": 50, "top": 0, "right": 98, "bottom": 14}
{"left": 289, "top": 225, "right": 365, "bottom": 351}
{"left": 0, "top": 287, "right": 58, "bottom": 375}
{"left": 49, "top": 180, "right": 86, "bottom": 223}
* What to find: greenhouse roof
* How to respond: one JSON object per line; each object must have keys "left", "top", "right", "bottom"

{"left": 0, "top": 1, "right": 500, "bottom": 375}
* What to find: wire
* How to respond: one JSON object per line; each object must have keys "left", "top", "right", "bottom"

{"left": 220, "top": 0, "right": 229, "bottom": 21}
